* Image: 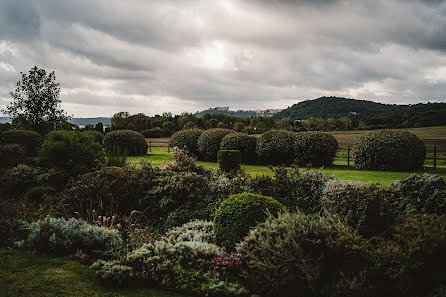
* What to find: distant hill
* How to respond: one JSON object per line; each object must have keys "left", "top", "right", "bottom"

{"left": 273, "top": 96, "right": 409, "bottom": 120}
{"left": 195, "top": 107, "right": 281, "bottom": 117}
{"left": 0, "top": 117, "right": 111, "bottom": 126}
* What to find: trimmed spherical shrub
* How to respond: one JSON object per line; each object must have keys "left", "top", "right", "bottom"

{"left": 388, "top": 173, "right": 446, "bottom": 215}
{"left": 1, "top": 129, "right": 42, "bottom": 155}
{"left": 294, "top": 131, "right": 338, "bottom": 166}
{"left": 353, "top": 130, "right": 426, "bottom": 171}
{"left": 256, "top": 130, "right": 296, "bottom": 165}
{"left": 169, "top": 129, "right": 203, "bottom": 157}
{"left": 197, "top": 128, "right": 234, "bottom": 161}
{"left": 322, "top": 180, "right": 393, "bottom": 236}
{"left": 104, "top": 130, "right": 148, "bottom": 155}
{"left": 237, "top": 211, "right": 364, "bottom": 297}
{"left": 83, "top": 130, "right": 104, "bottom": 144}
{"left": 213, "top": 192, "right": 284, "bottom": 250}
{"left": 220, "top": 133, "right": 257, "bottom": 163}
{"left": 0, "top": 144, "right": 25, "bottom": 168}
{"left": 218, "top": 150, "right": 241, "bottom": 172}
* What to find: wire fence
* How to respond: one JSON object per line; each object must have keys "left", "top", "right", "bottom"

{"left": 146, "top": 139, "right": 446, "bottom": 169}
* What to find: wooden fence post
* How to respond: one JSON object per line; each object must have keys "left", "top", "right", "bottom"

{"left": 347, "top": 146, "right": 350, "bottom": 167}
{"left": 434, "top": 146, "right": 437, "bottom": 169}
{"left": 149, "top": 140, "right": 151, "bottom": 152}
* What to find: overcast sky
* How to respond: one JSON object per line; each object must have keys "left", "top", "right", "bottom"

{"left": 0, "top": 0, "right": 446, "bottom": 117}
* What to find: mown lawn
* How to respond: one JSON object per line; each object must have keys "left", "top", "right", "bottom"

{"left": 127, "top": 148, "right": 446, "bottom": 185}
{"left": 0, "top": 249, "right": 189, "bottom": 297}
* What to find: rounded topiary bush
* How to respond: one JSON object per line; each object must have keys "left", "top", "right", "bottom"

{"left": 353, "top": 130, "right": 426, "bottom": 171}
{"left": 169, "top": 129, "right": 203, "bottom": 157}
{"left": 218, "top": 150, "right": 241, "bottom": 172}
{"left": 237, "top": 211, "right": 363, "bottom": 297}
{"left": 1, "top": 129, "right": 42, "bottom": 155}
{"left": 104, "top": 130, "right": 148, "bottom": 155}
{"left": 294, "top": 132, "right": 338, "bottom": 166}
{"left": 256, "top": 130, "right": 296, "bottom": 165}
{"left": 83, "top": 130, "right": 104, "bottom": 144}
{"left": 213, "top": 192, "right": 284, "bottom": 250}
{"left": 220, "top": 133, "right": 257, "bottom": 163}
{"left": 197, "top": 128, "right": 234, "bottom": 160}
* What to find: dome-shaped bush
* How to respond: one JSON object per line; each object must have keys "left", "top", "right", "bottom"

{"left": 256, "top": 130, "right": 296, "bottom": 165}
{"left": 197, "top": 128, "right": 234, "bottom": 160}
{"left": 83, "top": 130, "right": 104, "bottom": 145}
{"left": 220, "top": 133, "right": 257, "bottom": 163}
{"left": 294, "top": 132, "right": 338, "bottom": 167}
{"left": 213, "top": 192, "right": 284, "bottom": 250}
{"left": 104, "top": 130, "right": 148, "bottom": 155}
{"left": 169, "top": 129, "right": 203, "bottom": 157}
{"left": 1, "top": 129, "right": 42, "bottom": 155}
{"left": 353, "top": 130, "right": 426, "bottom": 171}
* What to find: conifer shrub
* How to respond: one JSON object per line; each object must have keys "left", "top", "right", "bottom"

{"left": 294, "top": 131, "right": 338, "bottom": 166}
{"left": 220, "top": 133, "right": 257, "bottom": 163}
{"left": 218, "top": 150, "right": 241, "bottom": 172}
{"left": 104, "top": 130, "right": 148, "bottom": 155}
{"left": 197, "top": 128, "right": 234, "bottom": 161}
{"left": 256, "top": 130, "right": 296, "bottom": 165}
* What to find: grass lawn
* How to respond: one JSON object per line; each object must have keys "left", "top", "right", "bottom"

{"left": 127, "top": 147, "right": 446, "bottom": 185}
{"left": 0, "top": 249, "right": 188, "bottom": 297}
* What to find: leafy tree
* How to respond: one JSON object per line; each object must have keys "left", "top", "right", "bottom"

{"left": 94, "top": 122, "right": 104, "bottom": 133}
{"left": 2, "top": 66, "right": 70, "bottom": 135}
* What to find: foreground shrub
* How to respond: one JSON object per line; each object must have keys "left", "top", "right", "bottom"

{"left": 238, "top": 211, "right": 364, "bottom": 297}
{"left": 83, "top": 130, "right": 104, "bottom": 144}
{"left": 0, "top": 144, "right": 25, "bottom": 168}
{"left": 256, "top": 130, "right": 296, "bottom": 165}
{"left": 0, "top": 129, "right": 42, "bottom": 155}
{"left": 160, "top": 146, "right": 208, "bottom": 175}
{"left": 249, "top": 167, "right": 332, "bottom": 213}
{"left": 169, "top": 129, "right": 203, "bottom": 157}
{"left": 25, "top": 186, "right": 56, "bottom": 204}
{"left": 322, "top": 180, "right": 393, "bottom": 236}
{"left": 213, "top": 193, "right": 284, "bottom": 250}
{"left": 21, "top": 216, "right": 122, "bottom": 255}
{"left": 105, "top": 145, "right": 127, "bottom": 167}
{"left": 197, "top": 128, "right": 234, "bottom": 161}
{"left": 220, "top": 133, "right": 257, "bottom": 163}
{"left": 218, "top": 150, "right": 241, "bottom": 173}
{"left": 353, "top": 130, "right": 426, "bottom": 171}
{"left": 39, "top": 130, "right": 104, "bottom": 176}
{"left": 368, "top": 215, "right": 446, "bottom": 297}
{"left": 0, "top": 164, "right": 43, "bottom": 199}
{"left": 0, "top": 216, "right": 30, "bottom": 248}
{"left": 294, "top": 131, "right": 338, "bottom": 166}
{"left": 104, "top": 130, "right": 148, "bottom": 155}
{"left": 389, "top": 173, "right": 446, "bottom": 215}
{"left": 92, "top": 221, "right": 247, "bottom": 296}
{"left": 165, "top": 220, "right": 215, "bottom": 244}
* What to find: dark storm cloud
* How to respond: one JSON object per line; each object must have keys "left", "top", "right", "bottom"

{"left": 0, "top": 0, "right": 445, "bottom": 117}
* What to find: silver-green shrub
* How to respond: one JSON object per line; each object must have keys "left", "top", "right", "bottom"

{"left": 22, "top": 216, "right": 122, "bottom": 254}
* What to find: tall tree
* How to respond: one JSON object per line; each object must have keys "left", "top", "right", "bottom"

{"left": 2, "top": 66, "right": 70, "bottom": 135}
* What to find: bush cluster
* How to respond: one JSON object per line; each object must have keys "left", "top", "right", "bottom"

{"left": 198, "top": 128, "right": 234, "bottom": 160}
{"left": 169, "top": 129, "right": 203, "bottom": 157}
{"left": 218, "top": 150, "right": 241, "bottom": 173}
{"left": 294, "top": 131, "right": 338, "bottom": 166}
{"left": 256, "top": 130, "right": 296, "bottom": 165}
{"left": 0, "top": 164, "right": 43, "bottom": 199}
{"left": 104, "top": 130, "right": 148, "bottom": 155}
{"left": 353, "top": 130, "right": 426, "bottom": 171}
{"left": 0, "top": 144, "right": 25, "bottom": 168}
{"left": 83, "top": 130, "right": 104, "bottom": 144}
{"left": 0, "top": 216, "right": 30, "bottom": 248}
{"left": 0, "top": 129, "right": 42, "bottom": 156}
{"left": 25, "top": 186, "right": 56, "bottom": 204}
{"left": 220, "top": 133, "right": 257, "bottom": 163}
{"left": 213, "top": 192, "right": 284, "bottom": 250}
{"left": 141, "top": 127, "right": 170, "bottom": 138}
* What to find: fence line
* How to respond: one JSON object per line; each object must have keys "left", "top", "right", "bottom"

{"left": 146, "top": 139, "right": 445, "bottom": 169}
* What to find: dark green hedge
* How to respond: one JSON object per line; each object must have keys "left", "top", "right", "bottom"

{"left": 256, "top": 130, "right": 296, "bottom": 165}
{"left": 104, "top": 130, "right": 148, "bottom": 155}
{"left": 1, "top": 129, "right": 42, "bottom": 156}
{"left": 213, "top": 192, "right": 284, "bottom": 250}
{"left": 353, "top": 130, "right": 426, "bottom": 171}
{"left": 294, "top": 132, "right": 338, "bottom": 166}
{"left": 220, "top": 133, "right": 257, "bottom": 163}
{"left": 83, "top": 130, "right": 104, "bottom": 144}
{"left": 0, "top": 144, "right": 25, "bottom": 168}
{"left": 169, "top": 129, "right": 203, "bottom": 157}
{"left": 217, "top": 150, "right": 241, "bottom": 172}
{"left": 197, "top": 128, "right": 234, "bottom": 161}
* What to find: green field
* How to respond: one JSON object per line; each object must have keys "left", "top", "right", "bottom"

{"left": 0, "top": 249, "right": 188, "bottom": 297}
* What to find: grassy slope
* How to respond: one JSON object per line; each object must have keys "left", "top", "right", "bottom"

{"left": 0, "top": 249, "right": 188, "bottom": 297}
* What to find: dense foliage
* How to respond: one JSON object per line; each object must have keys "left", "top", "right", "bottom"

{"left": 220, "top": 133, "right": 257, "bottom": 163}
{"left": 294, "top": 131, "right": 338, "bottom": 166}
{"left": 0, "top": 144, "right": 25, "bottom": 168}
{"left": 256, "top": 130, "right": 296, "bottom": 165}
{"left": 217, "top": 150, "right": 241, "bottom": 173}
{"left": 169, "top": 129, "right": 203, "bottom": 157}
{"left": 103, "top": 130, "right": 148, "bottom": 155}
{"left": 83, "top": 130, "right": 104, "bottom": 144}
{"left": 213, "top": 193, "right": 284, "bottom": 250}
{"left": 0, "top": 129, "right": 42, "bottom": 155}
{"left": 353, "top": 129, "right": 426, "bottom": 171}
{"left": 197, "top": 128, "right": 234, "bottom": 160}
